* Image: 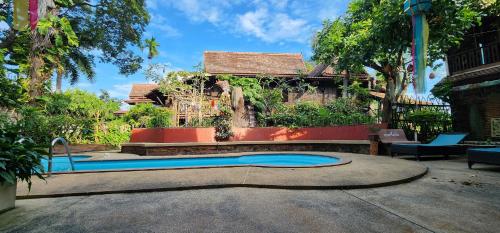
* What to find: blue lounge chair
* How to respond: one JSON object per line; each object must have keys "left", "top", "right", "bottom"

{"left": 390, "top": 133, "right": 468, "bottom": 161}
{"left": 467, "top": 147, "right": 500, "bottom": 169}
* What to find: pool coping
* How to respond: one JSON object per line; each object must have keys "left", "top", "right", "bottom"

{"left": 18, "top": 152, "right": 429, "bottom": 199}
{"left": 17, "top": 167, "right": 428, "bottom": 200}
{"left": 45, "top": 153, "right": 352, "bottom": 174}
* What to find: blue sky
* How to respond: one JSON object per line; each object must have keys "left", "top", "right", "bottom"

{"left": 60, "top": 0, "right": 445, "bottom": 106}
{"left": 60, "top": 0, "right": 350, "bottom": 100}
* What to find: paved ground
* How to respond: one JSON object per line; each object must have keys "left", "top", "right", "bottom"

{"left": 16, "top": 152, "right": 427, "bottom": 198}
{"left": 1, "top": 156, "right": 499, "bottom": 233}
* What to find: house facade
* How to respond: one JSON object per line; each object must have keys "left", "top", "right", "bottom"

{"left": 441, "top": 16, "right": 500, "bottom": 141}
{"left": 124, "top": 51, "right": 373, "bottom": 127}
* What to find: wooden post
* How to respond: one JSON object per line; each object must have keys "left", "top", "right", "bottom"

{"left": 368, "top": 133, "right": 380, "bottom": 156}
{"left": 342, "top": 77, "right": 349, "bottom": 97}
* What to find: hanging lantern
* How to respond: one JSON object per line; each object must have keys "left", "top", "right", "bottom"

{"left": 12, "top": 0, "right": 55, "bottom": 30}
{"left": 13, "top": 0, "right": 29, "bottom": 30}
{"left": 404, "top": 0, "right": 431, "bottom": 94}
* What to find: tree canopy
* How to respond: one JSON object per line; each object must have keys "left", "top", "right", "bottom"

{"left": 312, "top": 0, "right": 490, "bottom": 123}
{"left": 0, "top": 0, "right": 150, "bottom": 96}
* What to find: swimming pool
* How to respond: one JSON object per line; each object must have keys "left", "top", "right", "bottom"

{"left": 42, "top": 154, "right": 346, "bottom": 173}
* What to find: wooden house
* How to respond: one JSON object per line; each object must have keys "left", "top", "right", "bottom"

{"left": 123, "top": 51, "right": 373, "bottom": 126}
{"left": 441, "top": 16, "right": 500, "bottom": 141}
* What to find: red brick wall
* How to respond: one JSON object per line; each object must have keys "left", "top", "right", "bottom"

{"left": 129, "top": 124, "right": 387, "bottom": 143}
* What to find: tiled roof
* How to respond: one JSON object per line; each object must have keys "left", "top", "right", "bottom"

{"left": 308, "top": 63, "right": 368, "bottom": 79}
{"left": 322, "top": 66, "right": 348, "bottom": 77}
{"left": 204, "top": 51, "right": 307, "bottom": 77}
{"left": 129, "top": 84, "right": 159, "bottom": 97}
{"left": 126, "top": 84, "right": 159, "bottom": 104}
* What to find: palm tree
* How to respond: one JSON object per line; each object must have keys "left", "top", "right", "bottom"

{"left": 55, "top": 48, "right": 95, "bottom": 92}
{"left": 144, "top": 37, "right": 159, "bottom": 60}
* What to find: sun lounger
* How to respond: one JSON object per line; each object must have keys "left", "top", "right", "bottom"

{"left": 390, "top": 133, "right": 468, "bottom": 160}
{"left": 467, "top": 147, "right": 500, "bottom": 169}
{"left": 377, "top": 129, "right": 420, "bottom": 155}
{"left": 378, "top": 129, "right": 420, "bottom": 145}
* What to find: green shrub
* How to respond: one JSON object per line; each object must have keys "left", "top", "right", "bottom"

{"left": 0, "top": 125, "right": 46, "bottom": 190}
{"left": 187, "top": 117, "right": 214, "bottom": 127}
{"left": 0, "top": 76, "right": 27, "bottom": 109}
{"left": 149, "top": 109, "right": 173, "bottom": 128}
{"left": 95, "top": 120, "right": 131, "bottom": 147}
{"left": 267, "top": 99, "right": 375, "bottom": 128}
{"left": 214, "top": 106, "right": 233, "bottom": 141}
{"left": 405, "top": 108, "right": 452, "bottom": 142}
{"left": 124, "top": 103, "right": 173, "bottom": 128}
{"left": 16, "top": 89, "right": 122, "bottom": 146}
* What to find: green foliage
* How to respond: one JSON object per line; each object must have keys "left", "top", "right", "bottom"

{"left": 313, "top": 0, "right": 483, "bottom": 71}
{"left": 0, "top": 76, "right": 28, "bottom": 109}
{"left": 94, "top": 119, "right": 131, "bottom": 147}
{"left": 342, "top": 81, "right": 372, "bottom": 107}
{"left": 144, "top": 37, "right": 159, "bottom": 60}
{"left": 267, "top": 99, "right": 375, "bottom": 128}
{"left": 431, "top": 79, "right": 453, "bottom": 103}
{"left": 17, "top": 89, "right": 122, "bottom": 146}
{"left": 124, "top": 103, "right": 173, "bottom": 128}
{"left": 0, "top": 125, "right": 46, "bottom": 190}
{"left": 17, "top": 105, "right": 77, "bottom": 146}
{"left": 218, "top": 74, "right": 316, "bottom": 126}
{"left": 157, "top": 71, "right": 194, "bottom": 96}
{"left": 406, "top": 108, "right": 452, "bottom": 143}
{"left": 312, "top": 0, "right": 485, "bottom": 122}
{"left": 81, "top": 0, "right": 150, "bottom": 75}
{"left": 0, "top": 0, "right": 150, "bottom": 96}
{"left": 214, "top": 105, "right": 234, "bottom": 141}
{"left": 187, "top": 117, "right": 214, "bottom": 127}
{"left": 217, "top": 75, "right": 263, "bottom": 106}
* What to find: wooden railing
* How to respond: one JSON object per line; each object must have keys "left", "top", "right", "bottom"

{"left": 447, "top": 42, "right": 500, "bottom": 75}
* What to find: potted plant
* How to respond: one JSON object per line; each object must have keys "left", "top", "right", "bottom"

{"left": 0, "top": 126, "right": 46, "bottom": 213}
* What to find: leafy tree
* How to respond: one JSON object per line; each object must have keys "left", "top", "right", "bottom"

{"left": 17, "top": 89, "right": 120, "bottom": 145}
{"left": 0, "top": 0, "right": 150, "bottom": 96}
{"left": 312, "top": 0, "right": 486, "bottom": 123}
{"left": 124, "top": 103, "right": 173, "bottom": 128}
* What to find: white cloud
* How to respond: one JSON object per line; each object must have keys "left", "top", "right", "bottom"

{"left": 158, "top": 0, "right": 235, "bottom": 24}
{"left": 108, "top": 83, "right": 134, "bottom": 99}
{"left": 148, "top": 13, "right": 181, "bottom": 38}
{"left": 148, "top": 0, "right": 339, "bottom": 44}
{"left": 237, "top": 8, "right": 311, "bottom": 43}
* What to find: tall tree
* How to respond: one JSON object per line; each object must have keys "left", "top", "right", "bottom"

{"left": 312, "top": 0, "right": 488, "bottom": 124}
{"left": 144, "top": 37, "right": 159, "bottom": 60}
{"left": 0, "top": 0, "right": 150, "bottom": 96}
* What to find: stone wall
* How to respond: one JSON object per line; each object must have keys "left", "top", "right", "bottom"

{"left": 52, "top": 144, "right": 115, "bottom": 154}
{"left": 122, "top": 142, "right": 370, "bottom": 156}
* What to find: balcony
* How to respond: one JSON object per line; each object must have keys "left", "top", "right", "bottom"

{"left": 447, "top": 42, "right": 500, "bottom": 76}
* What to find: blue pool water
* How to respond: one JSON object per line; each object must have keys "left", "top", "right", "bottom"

{"left": 42, "top": 154, "right": 342, "bottom": 173}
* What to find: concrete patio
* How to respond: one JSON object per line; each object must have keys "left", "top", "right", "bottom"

{"left": 1, "top": 155, "right": 499, "bottom": 233}
{"left": 16, "top": 152, "right": 426, "bottom": 198}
